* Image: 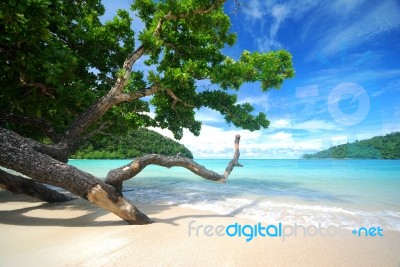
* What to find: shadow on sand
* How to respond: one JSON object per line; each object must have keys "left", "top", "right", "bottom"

{"left": 0, "top": 190, "right": 263, "bottom": 227}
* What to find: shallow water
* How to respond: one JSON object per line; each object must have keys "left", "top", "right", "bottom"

{"left": 69, "top": 159, "right": 400, "bottom": 230}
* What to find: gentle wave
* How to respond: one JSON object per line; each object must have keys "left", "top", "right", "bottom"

{"left": 67, "top": 159, "right": 400, "bottom": 231}
{"left": 125, "top": 187, "right": 400, "bottom": 231}
{"left": 181, "top": 199, "right": 400, "bottom": 231}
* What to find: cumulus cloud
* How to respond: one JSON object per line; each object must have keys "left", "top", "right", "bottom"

{"left": 150, "top": 124, "right": 324, "bottom": 159}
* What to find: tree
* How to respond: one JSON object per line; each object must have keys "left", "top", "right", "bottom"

{"left": 0, "top": 0, "right": 294, "bottom": 224}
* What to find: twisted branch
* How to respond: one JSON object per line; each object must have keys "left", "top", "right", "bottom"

{"left": 105, "top": 134, "right": 242, "bottom": 192}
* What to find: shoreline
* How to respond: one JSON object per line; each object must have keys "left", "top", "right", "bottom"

{"left": 1, "top": 190, "right": 400, "bottom": 266}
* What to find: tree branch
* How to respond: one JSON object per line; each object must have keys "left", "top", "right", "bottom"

{"left": 58, "top": 84, "right": 160, "bottom": 150}
{"left": 56, "top": 42, "right": 150, "bottom": 148}
{"left": 0, "top": 169, "right": 74, "bottom": 202}
{"left": 105, "top": 134, "right": 242, "bottom": 192}
{"left": 131, "top": 84, "right": 161, "bottom": 99}
{"left": 165, "top": 88, "right": 195, "bottom": 110}
{"left": 80, "top": 121, "right": 113, "bottom": 142}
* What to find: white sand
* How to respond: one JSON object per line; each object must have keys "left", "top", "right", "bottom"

{"left": 1, "top": 190, "right": 399, "bottom": 267}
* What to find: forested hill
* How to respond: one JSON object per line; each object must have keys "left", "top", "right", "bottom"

{"left": 302, "top": 132, "right": 400, "bottom": 159}
{"left": 71, "top": 128, "right": 193, "bottom": 159}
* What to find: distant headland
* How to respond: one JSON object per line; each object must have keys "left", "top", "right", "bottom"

{"left": 302, "top": 132, "right": 400, "bottom": 159}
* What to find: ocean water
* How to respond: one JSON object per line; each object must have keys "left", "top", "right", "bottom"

{"left": 69, "top": 159, "right": 400, "bottom": 230}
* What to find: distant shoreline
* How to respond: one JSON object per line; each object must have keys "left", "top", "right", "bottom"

{"left": 302, "top": 132, "right": 400, "bottom": 160}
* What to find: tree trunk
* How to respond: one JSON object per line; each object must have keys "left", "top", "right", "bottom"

{"left": 0, "top": 127, "right": 152, "bottom": 224}
{"left": 0, "top": 169, "right": 74, "bottom": 202}
{"left": 0, "top": 126, "right": 243, "bottom": 225}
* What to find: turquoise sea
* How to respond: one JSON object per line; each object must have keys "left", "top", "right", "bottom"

{"left": 69, "top": 159, "right": 400, "bottom": 230}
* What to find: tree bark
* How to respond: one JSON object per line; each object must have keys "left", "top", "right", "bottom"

{"left": 0, "top": 126, "right": 152, "bottom": 224}
{"left": 0, "top": 169, "right": 74, "bottom": 202}
{"left": 0, "top": 126, "right": 243, "bottom": 225}
{"left": 105, "top": 135, "right": 242, "bottom": 193}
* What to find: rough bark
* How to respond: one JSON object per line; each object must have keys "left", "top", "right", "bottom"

{"left": 0, "top": 169, "right": 74, "bottom": 202}
{"left": 105, "top": 135, "right": 242, "bottom": 192}
{"left": 0, "top": 127, "right": 151, "bottom": 224}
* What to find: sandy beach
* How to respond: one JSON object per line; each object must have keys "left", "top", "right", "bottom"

{"left": 0, "top": 189, "right": 399, "bottom": 267}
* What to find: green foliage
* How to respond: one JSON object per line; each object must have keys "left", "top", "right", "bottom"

{"left": 302, "top": 132, "right": 400, "bottom": 159}
{"left": 1, "top": 0, "right": 137, "bottom": 139}
{"left": 132, "top": 1, "right": 294, "bottom": 139}
{"left": 71, "top": 128, "right": 193, "bottom": 159}
{"left": 1, "top": 0, "right": 294, "bottom": 145}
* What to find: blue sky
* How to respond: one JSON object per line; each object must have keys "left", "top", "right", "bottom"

{"left": 103, "top": 0, "right": 400, "bottom": 159}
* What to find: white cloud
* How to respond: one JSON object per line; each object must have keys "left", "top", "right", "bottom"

{"left": 314, "top": 0, "right": 400, "bottom": 58}
{"left": 150, "top": 124, "right": 324, "bottom": 159}
{"left": 243, "top": 0, "right": 399, "bottom": 61}
{"left": 296, "top": 85, "right": 319, "bottom": 98}
{"left": 270, "top": 119, "right": 291, "bottom": 128}
{"left": 256, "top": 37, "right": 283, "bottom": 52}
{"left": 329, "top": 0, "right": 366, "bottom": 15}
{"left": 331, "top": 135, "right": 348, "bottom": 146}
{"left": 194, "top": 108, "right": 224, "bottom": 123}
{"left": 237, "top": 95, "right": 270, "bottom": 111}
{"left": 243, "top": 0, "right": 320, "bottom": 51}
{"left": 291, "top": 120, "right": 339, "bottom": 131}
{"left": 242, "top": 0, "right": 266, "bottom": 20}
{"left": 270, "top": 118, "right": 340, "bottom": 132}
{"left": 270, "top": 131, "right": 292, "bottom": 140}
{"left": 381, "top": 121, "right": 400, "bottom": 135}
{"left": 270, "top": 4, "right": 290, "bottom": 38}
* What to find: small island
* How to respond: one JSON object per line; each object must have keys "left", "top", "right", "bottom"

{"left": 302, "top": 132, "right": 400, "bottom": 159}
{"left": 71, "top": 128, "right": 193, "bottom": 159}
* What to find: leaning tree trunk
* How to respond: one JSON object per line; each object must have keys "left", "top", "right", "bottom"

{"left": 0, "top": 169, "right": 74, "bottom": 202}
{"left": 0, "top": 126, "right": 243, "bottom": 225}
{"left": 0, "top": 127, "right": 152, "bottom": 224}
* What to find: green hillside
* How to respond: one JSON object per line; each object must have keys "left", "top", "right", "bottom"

{"left": 71, "top": 128, "right": 193, "bottom": 159}
{"left": 302, "top": 132, "right": 400, "bottom": 159}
